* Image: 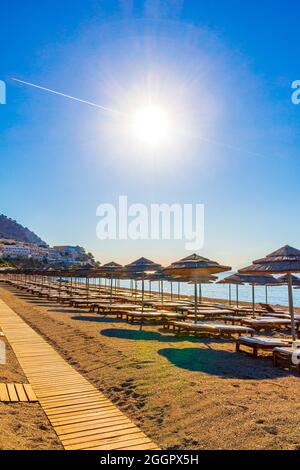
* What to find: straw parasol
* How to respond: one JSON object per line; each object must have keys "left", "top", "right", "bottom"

{"left": 239, "top": 245, "right": 300, "bottom": 340}
{"left": 96, "top": 262, "right": 124, "bottom": 304}
{"left": 277, "top": 274, "right": 300, "bottom": 286}
{"left": 238, "top": 274, "right": 279, "bottom": 315}
{"left": 217, "top": 274, "right": 245, "bottom": 307}
{"left": 164, "top": 254, "right": 231, "bottom": 322}
{"left": 146, "top": 271, "right": 172, "bottom": 303}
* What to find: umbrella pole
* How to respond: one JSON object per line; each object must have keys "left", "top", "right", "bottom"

{"left": 265, "top": 285, "right": 268, "bottom": 304}
{"left": 161, "top": 280, "right": 164, "bottom": 304}
{"left": 252, "top": 283, "right": 255, "bottom": 318}
{"left": 236, "top": 284, "right": 239, "bottom": 308}
{"left": 287, "top": 273, "right": 296, "bottom": 341}
{"left": 178, "top": 282, "right": 180, "bottom": 300}
{"left": 59, "top": 276, "right": 61, "bottom": 301}
{"left": 229, "top": 284, "right": 231, "bottom": 306}
{"left": 86, "top": 277, "right": 89, "bottom": 300}
{"left": 170, "top": 281, "right": 173, "bottom": 300}
{"left": 140, "top": 273, "right": 145, "bottom": 331}
{"left": 194, "top": 282, "right": 198, "bottom": 324}
{"left": 110, "top": 274, "right": 113, "bottom": 309}
{"left": 199, "top": 283, "right": 202, "bottom": 303}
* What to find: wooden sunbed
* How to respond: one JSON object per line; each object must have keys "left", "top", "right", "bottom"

{"left": 92, "top": 303, "right": 149, "bottom": 314}
{"left": 171, "top": 321, "right": 255, "bottom": 338}
{"left": 125, "top": 311, "right": 185, "bottom": 324}
{"left": 259, "top": 303, "right": 289, "bottom": 314}
{"left": 145, "top": 301, "right": 192, "bottom": 311}
{"left": 262, "top": 313, "right": 300, "bottom": 321}
{"left": 69, "top": 298, "right": 101, "bottom": 308}
{"left": 236, "top": 336, "right": 291, "bottom": 357}
{"left": 241, "top": 318, "right": 299, "bottom": 333}
{"left": 222, "top": 316, "right": 248, "bottom": 325}
{"left": 228, "top": 306, "right": 266, "bottom": 316}
{"left": 187, "top": 309, "right": 233, "bottom": 318}
{"left": 273, "top": 346, "right": 300, "bottom": 373}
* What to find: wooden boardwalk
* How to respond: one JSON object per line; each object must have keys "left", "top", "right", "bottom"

{"left": 0, "top": 299, "right": 159, "bottom": 450}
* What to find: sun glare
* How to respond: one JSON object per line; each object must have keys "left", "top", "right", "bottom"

{"left": 132, "top": 105, "right": 171, "bottom": 147}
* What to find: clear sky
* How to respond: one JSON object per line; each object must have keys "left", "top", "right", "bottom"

{"left": 0, "top": 0, "right": 299, "bottom": 268}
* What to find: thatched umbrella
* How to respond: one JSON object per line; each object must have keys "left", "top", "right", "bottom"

{"left": 239, "top": 245, "right": 300, "bottom": 340}
{"left": 164, "top": 254, "right": 231, "bottom": 322}
{"left": 96, "top": 262, "right": 124, "bottom": 304}
{"left": 125, "top": 258, "right": 162, "bottom": 328}
{"left": 146, "top": 271, "right": 172, "bottom": 303}
{"left": 238, "top": 274, "right": 279, "bottom": 315}
{"left": 277, "top": 274, "right": 300, "bottom": 286}
{"left": 217, "top": 274, "right": 246, "bottom": 307}
{"left": 68, "top": 267, "right": 97, "bottom": 300}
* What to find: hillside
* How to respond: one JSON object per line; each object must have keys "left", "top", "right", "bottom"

{"left": 0, "top": 214, "right": 47, "bottom": 246}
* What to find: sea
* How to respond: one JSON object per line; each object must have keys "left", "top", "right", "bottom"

{"left": 86, "top": 278, "right": 300, "bottom": 308}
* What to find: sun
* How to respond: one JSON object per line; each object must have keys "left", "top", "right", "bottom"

{"left": 131, "top": 104, "right": 171, "bottom": 147}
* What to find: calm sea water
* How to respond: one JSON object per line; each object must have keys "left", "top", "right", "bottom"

{"left": 86, "top": 278, "right": 300, "bottom": 308}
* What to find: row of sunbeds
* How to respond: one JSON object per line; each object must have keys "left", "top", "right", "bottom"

{"left": 4, "top": 278, "right": 300, "bottom": 373}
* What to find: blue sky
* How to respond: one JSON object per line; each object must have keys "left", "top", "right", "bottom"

{"left": 0, "top": 0, "right": 299, "bottom": 267}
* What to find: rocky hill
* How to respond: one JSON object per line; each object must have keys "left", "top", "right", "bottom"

{"left": 0, "top": 214, "right": 47, "bottom": 246}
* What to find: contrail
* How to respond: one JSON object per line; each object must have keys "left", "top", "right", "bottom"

{"left": 11, "top": 77, "right": 126, "bottom": 116}
{"left": 11, "top": 77, "right": 271, "bottom": 160}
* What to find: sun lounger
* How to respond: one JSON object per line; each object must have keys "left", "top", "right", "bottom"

{"left": 259, "top": 303, "right": 289, "bottom": 314}
{"left": 187, "top": 309, "right": 233, "bottom": 318}
{"left": 125, "top": 311, "right": 185, "bottom": 324}
{"left": 241, "top": 318, "right": 299, "bottom": 333}
{"left": 222, "top": 316, "right": 248, "bottom": 325}
{"left": 273, "top": 346, "right": 300, "bottom": 373}
{"left": 261, "top": 313, "right": 300, "bottom": 321}
{"left": 171, "top": 321, "right": 255, "bottom": 338}
{"left": 229, "top": 306, "right": 266, "bottom": 316}
{"left": 69, "top": 298, "right": 100, "bottom": 308}
{"left": 236, "top": 336, "right": 291, "bottom": 357}
{"left": 125, "top": 311, "right": 165, "bottom": 323}
{"left": 145, "top": 301, "right": 192, "bottom": 311}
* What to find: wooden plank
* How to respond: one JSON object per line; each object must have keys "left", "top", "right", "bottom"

{"left": 0, "top": 383, "right": 10, "bottom": 402}
{"left": 7, "top": 383, "right": 18, "bottom": 402}
{"left": 15, "top": 384, "right": 29, "bottom": 402}
{"left": 46, "top": 402, "right": 114, "bottom": 417}
{"left": 23, "top": 384, "right": 38, "bottom": 402}
{"left": 65, "top": 431, "right": 147, "bottom": 450}
{"left": 51, "top": 407, "right": 120, "bottom": 426}
{"left": 85, "top": 436, "right": 153, "bottom": 450}
{"left": 61, "top": 423, "right": 137, "bottom": 442}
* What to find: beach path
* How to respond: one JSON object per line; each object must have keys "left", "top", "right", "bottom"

{"left": 0, "top": 298, "right": 159, "bottom": 450}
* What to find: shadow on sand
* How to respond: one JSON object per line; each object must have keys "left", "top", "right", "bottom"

{"left": 71, "top": 315, "right": 125, "bottom": 324}
{"left": 158, "top": 347, "right": 288, "bottom": 379}
{"left": 48, "top": 308, "right": 87, "bottom": 315}
{"left": 100, "top": 327, "right": 217, "bottom": 344}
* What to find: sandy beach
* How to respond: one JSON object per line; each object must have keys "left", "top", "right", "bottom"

{"left": 1, "top": 284, "right": 299, "bottom": 450}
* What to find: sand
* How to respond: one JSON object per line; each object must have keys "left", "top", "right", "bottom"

{"left": 0, "top": 284, "right": 299, "bottom": 450}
